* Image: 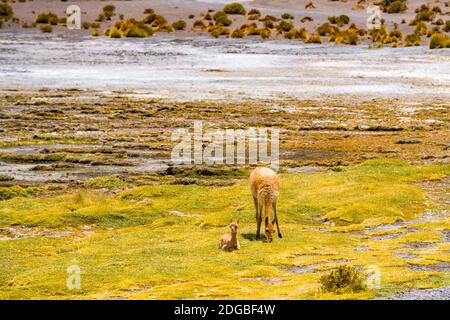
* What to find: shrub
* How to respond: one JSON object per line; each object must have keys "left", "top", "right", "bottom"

{"left": 96, "top": 13, "right": 105, "bottom": 22}
{"left": 281, "top": 13, "right": 294, "bottom": 20}
{"left": 434, "top": 18, "right": 444, "bottom": 26}
{"left": 264, "top": 20, "right": 274, "bottom": 29}
{"left": 317, "top": 22, "right": 338, "bottom": 36}
{"left": 330, "top": 30, "right": 359, "bottom": 44}
{"left": 40, "top": 24, "right": 53, "bottom": 33}
{"left": 329, "top": 15, "right": 350, "bottom": 26}
{"left": 415, "top": 21, "right": 427, "bottom": 35}
{"left": 426, "top": 26, "right": 441, "bottom": 37}
{"left": 389, "top": 29, "right": 403, "bottom": 40}
{"left": 260, "top": 14, "right": 279, "bottom": 22}
{"left": 91, "top": 29, "right": 100, "bottom": 37}
{"left": 203, "top": 12, "right": 212, "bottom": 21}
{"left": 116, "top": 19, "right": 154, "bottom": 38}
{"left": 193, "top": 20, "right": 206, "bottom": 29}
{"left": 301, "top": 16, "right": 313, "bottom": 23}
{"left": 260, "top": 27, "right": 271, "bottom": 39}
{"left": 0, "top": 3, "right": 13, "bottom": 21}
{"left": 35, "top": 12, "right": 58, "bottom": 25}
{"left": 214, "top": 11, "right": 232, "bottom": 26}
{"left": 244, "top": 23, "right": 260, "bottom": 35}
{"left": 404, "top": 33, "right": 421, "bottom": 46}
{"left": 109, "top": 27, "right": 122, "bottom": 38}
{"left": 188, "top": 14, "right": 195, "bottom": 19}
{"left": 369, "top": 26, "right": 388, "bottom": 42}
{"left": 82, "top": 22, "right": 91, "bottom": 30}
{"left": 276, "top": 20, "right": 294, "bottom": 32}
{"left": 144, "top": 8, "right": 155, "bottom": 14}
{"left": 103, "top": 5, "right": 116, "bottom": 20}
{"left": 231, "top": 28, "right": 245, "bottom": 38}
{"left": 223, "top": 3, "right": 246, "bottom": 15}
{"left": 305, "top": 2, "right": 315, "bottom": 9}
{"left": 297, "top": 27, "right": 309, "bottom": 39}
{"left": 320, "top": 265, "right": 367, "bottom": 293}
{"left": 142, "top": 14, "right": 167, "bottom": 27}
{"left": 91, "top": 22, "right": 100, "bottom": 28}
{"left": 157, "top": 24, "right": 174, "bottom": 32}
{"left": 172, "top": 20, "right": 187, "bottom": 30}
{"left": 307, "top": 34, "right": 322, "bottom": 43}
{"left": 247, "top": 8, "right": 261, "bottom": 20}
{"left": 429, "top": 33, "right": 448, "bottom": 49}
{"left": 386, "top": 0, "right": 407, "bottom": 13}
{"left": 284, "top": 29, "right": 298, "bottom": 39}
{"left": 444, "top": 20, "right": 450, "bottom": 32}
{"left": 209, "top": 25, "right": 229, "bottom": 38}
{"left": 414, "top": 5, "right": 435, "bottom": 22}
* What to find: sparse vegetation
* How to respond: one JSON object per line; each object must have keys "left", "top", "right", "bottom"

{"left": 320, "top": 265, "right": 367, "bottom": 293}
{"left": 281, "top": 13, "right": 294, "bottom": 20}
{"left": 385, "top": 0, "right": 407, "bottom": 13}
{"left": 223, "top": 2, "right": 246, "bottom": 15}
{"left": 0, "top": 3, "right": 13, "bottom": 21}
{"left": 172, "top": 20, "right": 187, "bottom": 30}
{"left": 404, "top": 33, "right": 421, "bottom": 46}
{"left": 247, "top": 8, "right": 261, "bottom": 20}
{"left": 39, "top": 24, "right": 53, "bottom": 33}
{"left": 213, "top": 11, "right": 232, "bottom": 27}
{"left": 308, "top": 33, "right": 323, "bottom": 44}
{"left": 35, "top": 12, "right": 58, "bottom": 25}
{"left": 429, "top": 33, "right": 449, "bottom": 49}
{"left": 231, "top": 28, "right": 245, "bottom": 38}
{"left": 102, "top": 5, "right": 116, "bottom": 20}
{"left": 328, "top": 15, "right": 350, "bottom": 26}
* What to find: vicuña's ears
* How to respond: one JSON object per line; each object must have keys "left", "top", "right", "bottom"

{"left": 236, "top": 219, "right": 240, "bottom": 224}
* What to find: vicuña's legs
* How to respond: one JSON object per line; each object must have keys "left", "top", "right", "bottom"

{"left": 272, "top": 201, "right": 282, "bottom": 238}
{"left": 256, "top": 199, "right": 263, "bottom": 240}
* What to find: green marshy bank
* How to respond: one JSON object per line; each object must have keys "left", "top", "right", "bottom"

{"left": 0, "top": 160, "right": 449, "bottom": 299}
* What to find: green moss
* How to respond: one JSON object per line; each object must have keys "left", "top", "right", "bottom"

{"left": 84, "top": 176, "right": 128, "bottom": 190}
{"left": 0, "top": 185, "right": 37, "bottom": 201}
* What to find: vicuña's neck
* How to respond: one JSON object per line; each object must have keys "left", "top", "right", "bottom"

{"left": 230, "top": 232, "right": 237, "bottom": 243}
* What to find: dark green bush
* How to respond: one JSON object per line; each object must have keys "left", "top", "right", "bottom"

{"left": 281, "top": 13, "right": 294, "bottom": 19}
{"left": 0, "top": 3, "right": 13, "bottom": 21}
{"left": 35, "top": 12, "right": 58, "bottom": 25}
{"left": 223, "top": 3, "right": 246, "bottom": 15}
{"left": 386, "top": 0, "right": 407, "bottom": 13}
{"left": 103, "top": 5, "right": 116, "bottom": 20}
{"left": 172, "top": 20, "right": 187, "bottom": 30}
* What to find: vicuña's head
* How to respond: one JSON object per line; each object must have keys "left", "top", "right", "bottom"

{"left": 265, "top": 222, "right": 275, "bottom": 242}
{"left": 229, "top": 219, "right": 239, "bottom": 233}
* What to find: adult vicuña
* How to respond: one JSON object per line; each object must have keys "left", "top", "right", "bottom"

{"left": 219, "top": 219, "right": 240, "bottom": 251}
{"left": 249, "top": 167, "right": 282, "bottom": 241}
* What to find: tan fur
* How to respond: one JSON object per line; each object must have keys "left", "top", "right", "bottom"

{"left": 249, "top": 167, "right": 282, "bottom": 241}
{"left": 219, "top": 220, "right": 240, "bottom": 251}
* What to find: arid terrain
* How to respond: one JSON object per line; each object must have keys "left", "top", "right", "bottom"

{"left": 0, "top": 0, "right": 449, "bottom": 300}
